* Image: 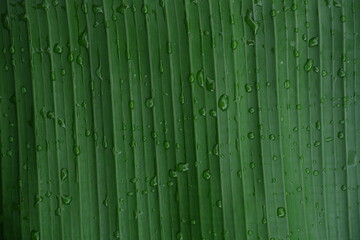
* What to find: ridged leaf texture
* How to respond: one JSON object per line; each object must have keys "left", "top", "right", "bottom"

{"left": 0, "top": 0, "right": 359, "bottom": 239}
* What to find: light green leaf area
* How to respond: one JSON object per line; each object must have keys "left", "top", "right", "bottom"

{"left": 0, "top": 0, "right": 359, "bottom": 239}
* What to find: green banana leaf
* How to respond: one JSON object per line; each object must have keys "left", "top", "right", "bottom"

{"left": 1, "top": 0, "right": 359, "bottom": 239}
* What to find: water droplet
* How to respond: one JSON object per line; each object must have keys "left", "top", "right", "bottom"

{"left": 113, "top": 229, "right": 120, "bottom": 239}
{"left": 163, "top": 140, "right": 170, "bottom": 149}
{"left": 231, "top": 40, "right": 238, "bottom": 50}
{"left": 277, "top": 207, "right": 286, "bottom": 218}
{"left": 34, "top": 193, "right": 43, "bottom": 207}
{"left": 247, "top": 132, "right": 255, "bottom": 140}
{"left": 129, "top": 100, "right": 134, "bottom": 110}
{"left": 199, "top": 107, "right": 206, "bottom": 116}
{"left": 150, "top": 176, "right": 158, "bottom": 187}
{"left": 196, "top": 69, "right": 204, "bottom": 88}
{"left": 209, "top": 109, "right": 217, "bottom": 117}
{"left": 177, "top": 163, "right": 189, "bottom": 172}
{"left": 46, "top": 111, "right": 55, "bottom": 119}
{"left": 116, "top": 3, "right": 129, "bottom": 14}
{"left": 203, "top": 169, "right": 211, "bottom": 180}
{"left": 21, "top": 86, "right": 27, "bottom": 94}
{"left": 248, "top": 107, "right": 255, "bottom": 114}
{"left": 245, "top": 83, "right": 252, "bottom": 93}
{"left": 269, "top": 134, "right": 275, "bottom": 141}
{"left": 249, "top": 162, "right": 255, "bottom": 169}
{"left": 31, "top": 230, "right": 40, "bottom": 240}
{"left": 293, "top": 49, "right": 299, "bottom": 57}
{"left": 166, "top": 41, "right": 172, "bottom": 54}
{"left": 61, "top": 194, "right": 72, "bottom": 205}
{"left": 341, "top": 185, "right": 347, "bottom": 191}
{"left": 141, "top": 4, "right": 148, "bottom": 14}
{"left": 176, "top": 232, "right": 184, "bottom": 240}
{"left": 245, "top": 10, "right": 259, "bottom": 34}
{"left": 79, "top": 29, "right": 89, "bottom": 49}
{"left": 60, "top": 168, "right": 68, "bottom": 181}
{"left": 309, "top": 36, "right": 319, "bottom": 47}
{"left": 270, "top": 9, "right": 276, "bottom": 17}
{"left": 218, "top": 94, "right": 229, "bottom": 111}
{"left": 53, "top": 43, "right": 63, "bottom": 54}
{"left": 145, "top": 98, "right": 154, "bottom": 108}
{"left": 169, "top": 169, "right": 178, "bottom": 178}
{"left": 58, "top": 118, "right": 66, "bottom": 128}
{"left": 92, "top": 4, "right": 103, "bottom": 14}
{"left": 304, "top": 59, "right": 313, "bottom": 72}
{"left": 337, "top": 68, "right": 346, "bottom": 78}
{"left": 206, "top": 77, "right": 215, "bottom": 92}
{"left": 73, "top": 145, "right": 80, "bottom": 155}
{"left": 212, "top": 144, "right": 219, "bottom": 156}
{"left": 85, "top": 129, "right": 91, "bottom": 137}
{"left": 291, "top": 3, "right": 298, "bottom": 11}
{"left": 337, "top": 131, "right": 344, "bottom": 139}
{"left": 188, "top": 73, "right": 195, "bottom": 83}
{"left": 36, "top": 145, "right": 43, "bottom": 152}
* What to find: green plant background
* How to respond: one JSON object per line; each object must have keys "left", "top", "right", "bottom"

{"left": 0, "top": 0, "right": 359, "bottom": 239}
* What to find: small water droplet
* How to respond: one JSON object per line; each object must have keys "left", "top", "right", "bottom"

{"left": 169, "top": 169, "right": 178, "bottom": 178}
{"left": 129, "top": 100, "right": 134, "bottom": 110}
{"left": 203, "top": 169, "right": 211, "bottom": 180}
{"left": 269, "top": 134, "right": 275, "bottom": 141}
{"left": 309, "top": 36, "right": 319, "bottom": 47}
{"left": 284, "top": 80, "right": 290, "bottom": 89}
{"left": 337, "top": 131, "right": 344, "bottom": 139}
{"left": 79, "top": 29, "right": 89, "bottom": 49}
{"left": 337, "top": 68, "right": 346, "bottom": 78}
{"left": 177, "top": 163, "right": 189, "bottom": 172}
{"left": 53, "top": 43, "right": 63, "bottom": 54}
{"left": 197, "top": 69, "right": 204, "bottom": 88}
{"left": 245, "top": 10, "right": 259, "bottom": 34}
{"left": 209, "top": 109, "right": 217, "bottom": 117}
{"left": 73, "top": 145, "right": 80, "bottom": 155}
{"left": 145, "top": 98, "right": 154, "bottom": 108}
{"left": 164, "top": 140, "right": 170, "bottom": 149}
{"left": 218, "top": 94, "right": 229, "bottom": 111}
{"left": 31, "top": 230, "right": 40, "bottom": 240}
{"left": 304, "top": 59, "right": 313, "bottom": 72}
{"left": 231, "top": 40, "right": 238, "bottom": 50}
{"left": 150, "top": 176, "right": 158, "bottom": 187}
{"left": 199, "top": 107, "right": 206, "bottom": 116}
{"left": 60, "top": 168, "right": 68, "bottom": 181}
{"left": 206, "top": 77, "right": 215, "bottom": 92}
{"left": 61, "top": 194, "right": 72, "bottom": 205}
{"left": 277, "top": 207, "right": 286, "bottom": 218}
{"left": 188, "top": 73, "right": 195, "bottom": 83}
{"left": 247, "top": 132, "right": 255, "bottom": 140}
{"left": 34, "top": 193, "right": 43, "bottom": 207}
